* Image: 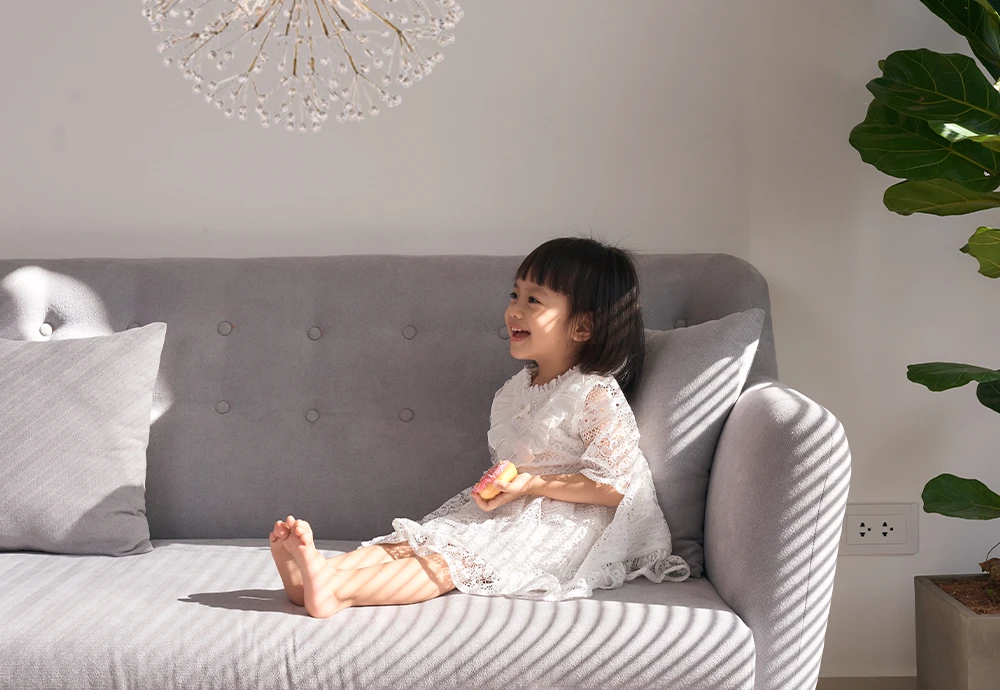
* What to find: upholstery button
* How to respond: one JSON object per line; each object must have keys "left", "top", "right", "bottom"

{"left": 39, "top": 323, "right": 53, "bottom": 337}
{"left": 215, "top": 401, "right": 230, "bottom": 414}
{"left": 498, "top": 325, "right": 509, "bottom": 340}
{"left": 306, "top": 409, "right": 320, "bottom": 423}
{"left": 307, "top": 327, "right": 322, "bottom": 341}
{"left": 402, "top": 325, "right": 417, "bottom": 340}
{"left": 127, "top": 322, "right": 141, "bottom": 330}
{"left": 218, "top": 321, "right": 233, "bottom": 336}
{"left": 398, "top": 408, "right": 414, "bottom": 422}
{"left": 674, "top": 319, "right": 687, "bottom": 329}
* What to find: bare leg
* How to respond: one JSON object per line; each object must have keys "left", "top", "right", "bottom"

{"left": 284, "top": 518, "right": 456, "bottom": 618}
{"left": 325, "top": 540, "right": 416, "bottom": 571}
{"left": 269, "top": 515, "right": 415, "bottom": 606}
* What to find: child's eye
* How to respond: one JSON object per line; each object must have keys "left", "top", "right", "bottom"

{"left": 510, "top": 292, "right": 539, "bottom": 303}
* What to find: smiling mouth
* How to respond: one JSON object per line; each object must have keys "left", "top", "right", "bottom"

{"left": 510, "top": 327, "right": 530, "bottom": 341}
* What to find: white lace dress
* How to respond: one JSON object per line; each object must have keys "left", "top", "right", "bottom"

{"left": 357, "top": 363, "right": 691, "bottom": 601}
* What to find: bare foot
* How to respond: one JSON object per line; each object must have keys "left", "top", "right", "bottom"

{"left": 283, "top": 518, "right": 349, "bottom": 618}
{"left": 270, "top": 515, "right": 304, "bottom": 606}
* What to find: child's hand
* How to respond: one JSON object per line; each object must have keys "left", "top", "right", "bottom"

{"left": 471, "top": 489, "right": 520, "bottom": 512}
{"left": 470, "top": 472, "right": 534, "bottom": 512}
{"left": 492, "top": 472, "right": 534, "bottom": 497}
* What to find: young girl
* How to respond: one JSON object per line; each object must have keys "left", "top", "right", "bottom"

{"left": 268, "top": 236, "right": 691, "bottom": 618}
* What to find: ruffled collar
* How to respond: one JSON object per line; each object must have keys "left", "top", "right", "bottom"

{"left": 520, "top": 363, "right": 583, "bottom": 395}
{"left": 488, "top": 364, "right": 588, "bottom": 465}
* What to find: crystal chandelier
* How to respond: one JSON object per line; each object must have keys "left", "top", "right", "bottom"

{"left": 141, "top": 0, "right": 463, "bottom": 131}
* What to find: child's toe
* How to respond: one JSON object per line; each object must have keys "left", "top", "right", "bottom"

{"left": 293, "top": 519, "right": 314, "bottom": 545}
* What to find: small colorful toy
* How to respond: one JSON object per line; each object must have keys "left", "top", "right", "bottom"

{"left": 473, "top": 460, "right": 519, "bottom": 500}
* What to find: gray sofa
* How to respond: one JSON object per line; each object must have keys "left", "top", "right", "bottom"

{"left": 0, "top": 252, "right": 851, "bottom": 690}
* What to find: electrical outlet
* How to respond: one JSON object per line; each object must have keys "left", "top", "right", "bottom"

{"left": 839, "top": 503, "right": 919, "bottom": 556}
{"left": 845, "top": 513, "right": 906, "bottom": 545}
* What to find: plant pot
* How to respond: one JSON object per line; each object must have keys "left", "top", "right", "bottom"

{"left": 915, "top": 575, "right": 1000, "bottom": 689}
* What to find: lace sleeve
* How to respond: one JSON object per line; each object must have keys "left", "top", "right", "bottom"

{"left": 576, "top": 382, "right": 641, "bottom": 497}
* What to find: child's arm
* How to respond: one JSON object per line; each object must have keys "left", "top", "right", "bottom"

{"left": 485, "top": 471, "right": 622, "bottom": 509}
{"left": 522, "top": 473, "right": 624, "bottom": 507}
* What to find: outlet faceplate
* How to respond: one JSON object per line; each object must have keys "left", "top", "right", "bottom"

{"left": 839, "top": 503, "right": 919, "bottom": 556}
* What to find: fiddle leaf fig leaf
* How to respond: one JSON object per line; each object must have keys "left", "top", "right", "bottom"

{"left": 868, "top": 49, "right": 1000, "bottom": 133}
{"left": 977, "top": 378, "right": 1000, "bottom": 412}
{"left": 961, "top": 226, "right": 1000, "bottom": 277}
{"left": 907, "top": 362, "right": 1000, "bottom": 391}
{"left": 974, "top": 0, "right": 1000, "bottom": 19}
{"left": 923, "top": 473, "right": 1000, "bottom": 520}
{"left": 884, "top": 178, "right": 1000, "bottom": 215}
{"left": 930, "top": 121, "right": 1000, "bottom": 152}
{"left": 919, "top": 0, "right": 1000, "bottom": 80}
{"left": 849, "top": 101, "right": 1000, "bottom": 192}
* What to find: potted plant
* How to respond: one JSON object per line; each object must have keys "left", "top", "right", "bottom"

{"left": 849, "top": 0, "right": 1000, "bottom": 686}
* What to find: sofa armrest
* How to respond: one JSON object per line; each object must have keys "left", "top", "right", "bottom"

{"left": 703, "top": 375, "right": 851, "bottom": 690}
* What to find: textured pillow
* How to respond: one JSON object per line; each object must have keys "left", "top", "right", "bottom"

{"left": 632, "top": 308, "right": 765, "bottom": 578}
{"left": 0, "top": 323, "right": 167, "bottom": 556}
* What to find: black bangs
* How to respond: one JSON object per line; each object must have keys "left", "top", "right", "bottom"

{"left": 514, "top": 236, "right": 645, "bottom": 401}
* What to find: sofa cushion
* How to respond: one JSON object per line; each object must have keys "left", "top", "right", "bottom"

{"left": 0, "top": 539, "right": 754, "bottom": 690}
{"left": 633, "top": 308, "right": 765, "bottom": 578}
{"left": 0, "top": 323, "right": 167, "bottom": 556}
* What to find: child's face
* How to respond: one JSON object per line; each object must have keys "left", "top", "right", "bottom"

{"left": 505, "top": 276, "right": 590, "bottom": 364}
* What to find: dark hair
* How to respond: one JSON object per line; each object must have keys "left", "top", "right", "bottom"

{"left": 515, "top": 235, "right": 644, "bottom": 401}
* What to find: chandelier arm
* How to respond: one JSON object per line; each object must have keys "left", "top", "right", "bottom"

{"left": 327, "top": 3, "right": 352, "bottom": 33}
{"left": 246, "top": 24, "right": 273, "bottom": 76}
{"left": 251, "top": 0, "right": 282, "bottom": 30}
{"left": 160, "top": 0, "right": 184, "bottom": 15}
{"left": 180, "top": 30, "right": 221, "bottom": 63}
{"left": 357, "top": 2, "right": 414, "bottom": 54}
{"left": 305, "top": 9, "right": 317, "bottom": 74}
{"left": 293, "top": 28, "right": 301, "bottom": 76}
{"left": 311, "top": 0, "right": 332, "bottom": 38}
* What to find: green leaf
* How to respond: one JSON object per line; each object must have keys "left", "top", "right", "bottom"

{"left": 923, "top": 473, "right": 1000, "bottom": 520}
{"left": 961, "top": 226, "right": 1000, "bottom": 276}
{"left": 919, "top": 0, "right": 1000, "bottom": 80}
{"left": 977, "top": 379, "right": 1000, "bottom": 412}
{"left": 884, "top": 178, "right": 1000, "bottom": 214}
{"left": 930, "top": 121, "right": 1000, "bottom": 153}
{"left": 867, "top": 49, "right": 1000, "bottom": 133}
{"left": 907, "top": 362, "right": 1000, "bottom": 391}
{"left": 976, "top": 0, "right": 1000, "bottom": 18}
{"left": 849, "top": 101, "right": 1000, "bottom": 192}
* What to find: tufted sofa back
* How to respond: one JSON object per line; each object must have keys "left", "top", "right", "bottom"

{"left": 0, "top": 253, "right": 776, "bottom": 540}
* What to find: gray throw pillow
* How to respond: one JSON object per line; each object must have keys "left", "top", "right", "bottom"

{"left": 0, "top": 323, "right": 167, "bottom": 556}
{"left": 633, "top": 308, "right": 765, "bottom": 578}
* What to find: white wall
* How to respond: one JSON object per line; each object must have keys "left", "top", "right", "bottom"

{"left": 1, "top": 0, "right": 993, "bottom": 679}
{"left": 0, "top": 1, "right": 745, "bottom": 257}
{"left": 742, "top": 0, "right": 1000, "bottom": 678}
